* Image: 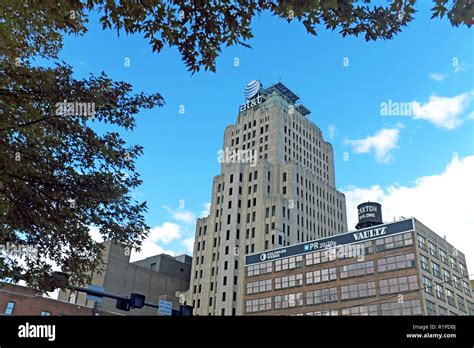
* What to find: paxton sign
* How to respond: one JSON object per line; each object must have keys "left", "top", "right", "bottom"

{"left": 245, "top": 218, "right": 414, "bottom": 266}
{"left": 357, "top": 202, "right": 382, "bottom": 224}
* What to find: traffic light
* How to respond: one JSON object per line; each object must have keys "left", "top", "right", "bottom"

{"left": 180, "top": 305, "right": 193, "bottom": 316}
{"left": 116, "top": 298, "right": 130, "bottom": 311}
{"left": 130, "top": 293, "right": 145, "bottom": 308}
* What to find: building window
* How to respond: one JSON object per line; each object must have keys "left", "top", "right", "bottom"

{"left": 457, "top": 296, "right": 466, "bottom": 312}
{"left": 246, "top": 262, "right": 272, "bottom": 277}
{"left": 449, "top": 256, "right": 457, "bottom": 271}
{"left": 375, "top": 232, "right": 412, "bottom": 252}
{"left": 341, "top": 281, "right": 376, "bottom": 300}
{"left": 453, "top": 275, "right": 461, "bottom": 291}
{"left": 419, "top": 254, "right": 430, "bottom": 272}
{"left": 306, "top": 287, "right": 337, "bottom": 305}
{"left": 432, "top": 261, "right": 441, "bottom": 278}
{"left": 446, "top": 289, "right": 455, "bottom": 306}
{"left": 425, "top": 300, "right": 437, "bottom": 315}
{"left": 376, "top": 253, "right": 414, "bottom": 273}
{"left": 4, "top": 301, "right": 15, "bottom": 315}
{"left": 274, "top": 293, "right": 304, "bottom": 309}
{"left": 417, "top": 234, "right": 426, "bottom": 250}
{"left": 341, "top": 304, "right": 378, "bottom": 316}
{"left": 305, "top": 250, "right": 336, "bottom": 266}
{"left": 468, "top": 301, "right": 474, "bottom": 316}
{"left": 459, "top": 263, "right": 467, "bottom": 276}
{"left": 422, "top": 276, "right": 433, "bottom": 295}
{"left": 443, "top": 268, "right": 451, "bottom": 283}
{"left": 40, "top": 311, "right": 51, "bottom": 316}
{"left": 222, "top": 292, "right": 226, "bottom": 301}
{"left": 306, "top": 268, "right": 337, "bottom": 284}
{"left": 428, "top": 241, "right": 437, "bottom": 257}
{"left": 245, "top": 297, "right": 272, "bottom": 313}
{"left": 380, "top": 299, "right": 421, "bottom": 316}
{"left": 435, "top": 284, "right": 445, "bottom": 301}
{"left": 275, "top": 256, "right": 303, "bottom": 271}
{"left": 340, "top": 261, "right": 374, "bottom": 278}
{"left": 247, "top": 279, "right": 272, "bottom": 294}
{"left": 440, "top": 249, "right": 447, "bottom": 264}
{"left": 462, "top": 281, "right": 471, "bottom": 296}
{"left": 308, "top": 310, "right": 339, "bottom": 316}
{"left": 275, "top": 274, "right": 303, "bottom": 289}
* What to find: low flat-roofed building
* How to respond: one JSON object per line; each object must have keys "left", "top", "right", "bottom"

{"left": 58, "top": 241, "right": 192, "bottom": 315}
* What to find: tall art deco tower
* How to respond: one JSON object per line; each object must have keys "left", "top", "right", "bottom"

{"left": 189, "top": 81, "right": 348, "bottom": 315}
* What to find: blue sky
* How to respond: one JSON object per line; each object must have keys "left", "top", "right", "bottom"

{"left": 59, "top": 3, "right": 474, "bottom": 265}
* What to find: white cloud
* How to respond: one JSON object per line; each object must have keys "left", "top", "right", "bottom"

{"left": 88, "top": 223, "right": 179, "bottom": 262}
{"left": 130, "top": 241, "right": 176, "bottom": 262}
{"left": 129, "top": 222, "right": 181, "bottom": 262}
{"left": 429, "top": 73, "right": 446, "bottom": 82}
{"left": 88, "top": 222, "right": 180, "bottom": 246}
{"left": 411, "top": 91, "right": 474, "bottom": 130}
{"left": 328, "top": 125, "right": 336, "bottom": 140}
{"left": 183, "top": 237, "right": 195, "bottom": 254}
{"left": 148, "top": 222, "right": 181, "bottom": 244}
{"left": 345, "top": 128, "right": 400, "bottom": 163}
{"left": 88, "top": 226, "right": 103, "bottom": 243}
{"left": 162, "top": 205, "right": 196, "bottom": 224}
{"left": 200, "top": 202, "right": 211, "bottom": 218}
{"left": 342, "top": 154, "right": 474, "bottom": 271}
